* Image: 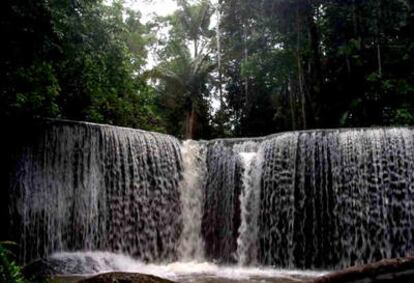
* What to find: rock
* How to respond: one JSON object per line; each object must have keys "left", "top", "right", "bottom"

{"left": 23, "top": 255, "right": 112, "bottom": 281}
{"left": 311, "top": 257, "right": 414, "bottom": 283}
{"left": 23, "top": 258, "right": 64, "bottom": 281}
{"left": 77, "top": 272, "right": 176, "bottom": 283}
{"left": 22, "top": 255, "right": 176, "bottom": 283}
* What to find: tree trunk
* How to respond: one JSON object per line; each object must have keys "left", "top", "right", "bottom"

{"left": 296, "top": 5, "right": 307, "bottom": 130}
{"left": 216, "top": 6, "right": 223, "bottom": 109}
{"left": 288, "top": 77, "right": 297, "bottom": 131}
{"left": 377, "top": 43, "right": 382, "bottom": 77}
{"left": 352, "top": 0, "right": 358, "bottom": 35}
{"left": 297, "top": 56, "right": 307, "bottom": 130}
{"left": 194, "top": 39, "right": 198, "bottom": 57}
{"left": 243, "top": 23, "right": 249, "bottom": 109}
{"left": 305, "top": 0, "right": 322, "bottom": 126}
{"left": 376, "top": 1, "right": 382, "bottom": 77}
{"left": 185, "top": 104, "right": 197, "bottom": 140}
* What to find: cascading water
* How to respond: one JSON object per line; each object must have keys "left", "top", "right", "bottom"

{"left": 201, "top": 141, "right": 246, "bottom": 262}
{"left": 237, "top": 152, "right": 257, "bottom": 264}
{"left": 237, "top": 148, "right": 263, "bottom": 266}
{"left": 7, "top": 121, "right": 414, "bottom": 278}
{"left": 177, "top": 140, "right": 206, "bottom": 261}
{"left": 258, "top": 129, "right": 414, "bottom": 268}
{"left": 9, "top": 121, "right": 183, "bottom": 263}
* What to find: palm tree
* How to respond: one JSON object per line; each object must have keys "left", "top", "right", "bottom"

{"left": 152, "top": 0, "right": 215, "bottom": 139}
{"left": 176, "top": 0, "right": 214, "bottom": 57}
{"left": 153, "top": 45, "right": 215, "bottom": 139}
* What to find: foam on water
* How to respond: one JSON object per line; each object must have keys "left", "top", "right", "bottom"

{"left": 49, "top": 251, "right": 328, "bottom": 281}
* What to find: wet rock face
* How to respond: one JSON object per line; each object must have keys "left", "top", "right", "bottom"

{"left": 23, "top": 258, "right": 68, "bottom": 281}
{"left": 78, "top": 272, "right": 176, "bottom": 283}
{"left": 312, "top": 257, "right": 414, "bottom": 283}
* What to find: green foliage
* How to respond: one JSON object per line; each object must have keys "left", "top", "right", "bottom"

{"left": 392, "top": 106, "right": 414, "bottom": 125}
{"left": 0, "top": 242, "right": 25, "bottom": 283}
{"left": 2, "top": 0, "right": 414, "bottom": 138}
{"left": 11, "top": 62, "right": 60, "bottom": 119}
{"left": 1, "top": 0, "right": 165, "bottom": 132}
{"left": 176, "top": 0, "right": 214, "bottom": 39}
{"left": 215, "top": 0, "right": 414, "bottom": 136}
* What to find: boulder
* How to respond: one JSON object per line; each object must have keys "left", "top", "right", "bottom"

{"left": 312, "top": 257, "right": 414, "bottom": 283}
{"left": 23, "top": 255, "right": 117, "bottom": 281}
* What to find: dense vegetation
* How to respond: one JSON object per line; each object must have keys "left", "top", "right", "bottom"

{"left": 2, "top": 0, "right": 164, "bottom": 133}
{"left": 2, "top": 0, "right": 414, "bottom": 140}
{"left": 0, "top": 243, "right": 25, "bottom": 283}
{"left": 218, "top": 0, "right": 414, "bottom": 137}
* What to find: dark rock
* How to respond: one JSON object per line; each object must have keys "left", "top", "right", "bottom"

{"left": 311, "top": 257, "right": 414, "bottom": 283}
{"left": 77, "top": 272, "right": 176, "bottom": 283}
{"left": 23, "top": 255, "right": 108, "bottom": 281}
{"left": 23, "top": 258, "right": 64, "bottom": 281}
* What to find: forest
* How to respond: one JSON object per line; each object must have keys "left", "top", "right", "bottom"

{"left": 2, "top": 0, "right": 414, "bottom": 139}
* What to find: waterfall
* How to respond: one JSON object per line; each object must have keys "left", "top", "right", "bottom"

{"left": 236, "top": 149, "right": 263, "bottom": 266}
{"left": 9, "top": 121, "right": 182, "bottom": 263}
{"left": 7, "top": 121, "right": 414, "bottom": 270}
{"left": 201, "top": 140, "right": 263, "bottom": 264}
{"left": 202, "top": 141, "right": 242, "bottom": 262}
{"left": 258, "top": 129, "right": 414, "bottom": 268}
{"left": 177, "top": 140, "right": 206, "bottom": 261}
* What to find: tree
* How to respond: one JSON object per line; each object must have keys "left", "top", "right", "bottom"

{"left": 151, "top": 0, "right": 216, "bottom": 139}
{"left": 217, "top": 0, "right": 414, "bottom": 136}
{"left": 2, "top": 0, "right": 414, "bottom": 138}
{"left": 153, "top": 43, "right": 215, "bottom": 139}
{"left": 1, "top": 0, "right": 166, "bottom": 132}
